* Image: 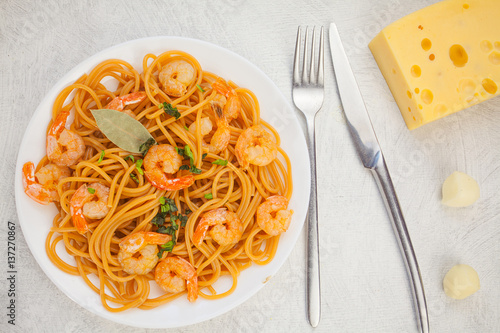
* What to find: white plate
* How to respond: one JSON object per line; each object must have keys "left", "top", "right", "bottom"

{"left": 14, "top": 36, "right": 310, "bottom": 328}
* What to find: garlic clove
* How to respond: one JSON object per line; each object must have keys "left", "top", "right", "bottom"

{"left": 441, "top": 171, "right": 480, "bottom": 207}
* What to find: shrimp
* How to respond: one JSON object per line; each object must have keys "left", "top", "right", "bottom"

{"left": 117, "top": 231, "right": 172, "bottom": 275}
{"left": 212, "top": 77, "right": 241, "bottom": 121}
{"left": 155, "top": 256, "right": 198, "bottom": 302}
{"left": 159, "top": 60, "right": 196, "bottom": 97}
{"left": 189, "top": 102, "right": 229, "bottom": 154}
{"left": 143, "top": 144, "right": 195, "bottom": 191}
{"left": 22, "top": 162, "right": 70, "bottom": 205}
{"left": 256, "top": 195, "right": 294, "bottom": 236}
{"left": 193, "top": 208, "right": 244, "bottom": 246}
{"left": 106, "top": 91, "right": 147, "bottom": 117}
{"left": 206, "top": 101, "right": 230, "bottom": 154}
{"left": 188, "top": 116, "right": 213, "bottom": 136}
{"left": 69, "top": 183, "right": 110, "bottom": 234}
{"left": 235, "top": 125, "right": 278, "bottom": 169}
{"left": 46, "top": 110, "right": 85, "bottom": 167}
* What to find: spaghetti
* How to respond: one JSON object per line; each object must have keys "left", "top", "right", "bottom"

{"left": 22, "top": 50, "right": 294, "bottom": 311}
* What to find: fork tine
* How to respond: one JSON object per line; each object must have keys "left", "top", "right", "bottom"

{"left": 310, "top": 27, "right": 317, "bottom": 85}
{"left": 301, "top": 26, "right": 309, "bottom": 84}
{"left": 318, "top": 26, "right": 324, "bottom": 86}
{"left": 293, "top": 26, "right": 302, "bottom": 86}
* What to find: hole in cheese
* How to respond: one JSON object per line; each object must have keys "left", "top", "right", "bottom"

{"left": 407, "top": 90, "right": 412, "bottom": 99}
{"left": 418, "top": 25, "right": 423, "bottom": 30}
{"left": 415, "top": 88, "right": 420, "bottom": 94}
{"left": 495, "top": 41, "right": 500, "bottom": 50}
{"left": 421, "top": 89, "right": 433, "bottom": 104}
{"left": 482, "top": 78, "right": 498, "bottom": 94}
{"left": 488, "top": 51, "right": 500, "bottom": 65}
{"left": 480, "top": 40, "right": 493, "bottom": 53}
{"left": 411, "top": 65, "right": 421, "bottom": 77}
{"left": 463, "top": 4, "right": 469, "bottom": 9}
{"left": 459, "top": 79, "right": 476, "bottom": 95}
{"left": 421, "top": 38, "right": 432, "bottom": 51}
{"left": 449, "top": 44, "right": 468, "bottom": 67}
{"left": 429, "top": 54, "right": 435, "bottom": 61}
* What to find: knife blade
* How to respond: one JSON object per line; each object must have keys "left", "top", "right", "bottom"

{"left": 329, "top": 22, "right": 430, "bottom": 333}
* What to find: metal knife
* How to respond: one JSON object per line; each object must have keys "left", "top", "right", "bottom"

{"left": 328, "top": 23, "right": 430, "bottom": 333}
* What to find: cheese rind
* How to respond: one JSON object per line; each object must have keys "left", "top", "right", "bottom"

{"left": 369, "top": 0, "right": 500, "bottom": 130}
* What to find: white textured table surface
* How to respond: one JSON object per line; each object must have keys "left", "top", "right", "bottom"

{"left": 1, "top": 0, "right": 499, "bottom": 332}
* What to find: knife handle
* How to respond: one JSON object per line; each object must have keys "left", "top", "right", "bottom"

{"left": 371, "top": 155, "right": 429, "bottom": 333}
{"left": 304, "top": 114, "right": 321, "bottom": 328}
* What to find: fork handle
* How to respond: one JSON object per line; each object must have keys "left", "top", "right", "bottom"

{"left": 371, "top": 156, "right": 429, "bottom": 333}
{"left": 304, "top": 114, "right": 321, "bottom": 328}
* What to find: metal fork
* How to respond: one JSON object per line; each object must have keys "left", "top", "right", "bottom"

{"left": 292, "top": 26, "right": 324, "bottom": 328}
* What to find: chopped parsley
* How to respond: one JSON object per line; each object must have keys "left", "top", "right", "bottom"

{"left": 98, "top": 150, "right": 105, "bottom": 163}
{"left": 87, "top": 187, "right": 96, "bottom": 194}
{"left": 176, "top": 145, "right": 202, "bottom": 174}
{"left": 204, "top": 193, "right": 213, "bottom": 200}
{"left": 139, "top": 137, "right": 156, "bottom": 156}
{"left": 159, "top": 102, "right": 181, "bottom": 119}
{"left": 151, "top": 197, "right": 192, "bottom": 258}
{"left": 135, "top": 159, "right": 144, "bottom": 175}
{"left": 158, "top": 241, "right": 175, "bottom": 258}
{"left": 212, "top": 159, "right": 228, "bottom": 166}
{"left": 196, "top": 84, "right": 205, "bottom": 92}
{"left": 129, "top": 172, "right": 139, "bottom": 183}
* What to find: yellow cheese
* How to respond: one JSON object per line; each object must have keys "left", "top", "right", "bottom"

{"left": 369, "top": 0, "right": 500, "bottom": 130}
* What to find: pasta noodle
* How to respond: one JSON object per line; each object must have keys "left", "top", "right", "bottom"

{"left": 23, "top": 50, "right": 293, "bottom": 311}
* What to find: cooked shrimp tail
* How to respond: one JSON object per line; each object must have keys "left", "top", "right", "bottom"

{"left": 256, "top": 195, "right": 293, "bottom": 236}
{"left": 22, "top": 162, "right": 71, "bottom": 205}
{"left": 212, "top": 77, "right": 241, "bottom": 120}
{"left": 193, "top": 208, "right": 244, "bottom": 246}
{"left": 22, "top": 162, "right": 52, "bottom": 205}
{"left": 69, "top": 183, "right": 110, "bottom": 234}
{"left": 155, "top": 256, "right": 198, "bottom": 302}
{"left": 159, "top": 60, "right": 196, "bottom": 97}
{"left": 118, "top": 231, "right": 172, "bottom": 275}
{"left": 143, "top": 144, "right": 195, "bottom": 191}
{"left": 46, "top": 110, "right": 85, "bottom": 167}
{"left": 106, "top": 92, "right": 147, "bottom": 111}
{"left": 207, "top": 101, "right": 230, "bottom": 154}
{"left": 235, "top": 125, "right": 277, "bottom": 169}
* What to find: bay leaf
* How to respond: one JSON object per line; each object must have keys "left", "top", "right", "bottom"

{"left": 91, "top": 109, "right": 156, "bottom": 154}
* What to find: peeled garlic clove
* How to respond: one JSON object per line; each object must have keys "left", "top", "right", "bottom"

{"left": 443, "top": 264, "right": 480, "bottom": 299}
{"left": 441, "top": 171, "right": 480, "bottom": 207}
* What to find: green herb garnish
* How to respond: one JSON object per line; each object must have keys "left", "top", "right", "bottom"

{"left": 98, "top": 150, "right": 105, "bottom": 163}
{"left": 139, "top": 137, "right": 156, "bottom": 156}
{"left": 196, "top": 84, "right": 205, "bottom": 92}
{"left": 212, "top": 159, "right": 228, "bottom": 166}
{"left": 130, "top": 172, "right": 139, "bottom": 183}
{"left": 157, "top": 241, "right": 175, "bottom": 258}
{"left": 176, "top": 145, "right": 202, "bottom": 174}
{"left": 204, "top": 193, "right": 213, "bottom": 200}
{"left": 159, "top": 102, "right": 181, "bottom": 119}
{"left": 87, "top": 187, "right": 96, "bottom": 194}
{"left": 135, "top": 159, "right": 144, "bottom": 175}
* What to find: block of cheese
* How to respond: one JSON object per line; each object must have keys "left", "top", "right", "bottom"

{"left": 369, "top": 0, "right": 500, "bottom": 130}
